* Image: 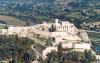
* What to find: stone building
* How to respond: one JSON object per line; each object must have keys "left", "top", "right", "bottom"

{"left": 0, "top": 19, "right": 92, "bottom": 60}
{"left": 55, "top": 19, "right": 78, "bottom": 35}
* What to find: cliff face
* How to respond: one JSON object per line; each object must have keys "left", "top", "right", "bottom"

{"left": 78, "top": 30, "right": 90, "bottom": 42}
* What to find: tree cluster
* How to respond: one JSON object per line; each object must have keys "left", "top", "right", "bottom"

{"left": 39, "top": 43, "right": 96, "bottom": 63}
{"left": 0, "top": 35, "right": 36, "bottom": 63}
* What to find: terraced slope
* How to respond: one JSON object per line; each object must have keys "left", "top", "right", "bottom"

{"left": 88, "top": 32, "right": 100, "bottom": 46}
{"left": 0, "top": 15, "right": 26, "bottom": 26}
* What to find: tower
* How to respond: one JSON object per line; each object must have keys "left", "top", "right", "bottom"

{"left": 55, "top": 19, "right": 59, "bottom": 26}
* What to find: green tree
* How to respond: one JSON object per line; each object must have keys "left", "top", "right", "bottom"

{"left": 84, "top": 50, "right": 96, "bottom": 63}
{"left": 25, "top": 21, "right": 30, "bottom": 26}
{"left": 49, "top": 24, "right": 56, "bottom": 32}
{"left": 46, "top": 51, "right": 59, "bottom": 63}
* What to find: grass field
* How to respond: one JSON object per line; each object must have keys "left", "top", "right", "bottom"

{"left": 0, "top": 15, "right": 26, "bottom": 26}
{"left": 88, "top": 32, "right": 100, "bottom": 46}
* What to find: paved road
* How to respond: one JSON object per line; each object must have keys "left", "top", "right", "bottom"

{"left": 86, "top": 30, "right": 100, "bottom": 33}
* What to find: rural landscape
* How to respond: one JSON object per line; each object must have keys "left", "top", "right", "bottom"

{"left": 0, "top": 0, "right": 100, "bottom": 63}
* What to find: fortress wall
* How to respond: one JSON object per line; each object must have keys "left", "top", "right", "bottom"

{"left": 75, "top": 43, "right": 91, "bottom": 50}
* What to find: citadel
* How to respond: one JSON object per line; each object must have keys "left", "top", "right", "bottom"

{"left": 0, "top": 19, "right": 91, "bottom": 59}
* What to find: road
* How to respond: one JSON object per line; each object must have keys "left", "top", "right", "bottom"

{"left": 86, "top": 30, "right": 100, "bottom": 33}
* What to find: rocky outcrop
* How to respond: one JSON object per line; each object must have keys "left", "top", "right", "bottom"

{"left": 42, "top": 47, "right": 58, "bottom": 60}
{"left": 78, "top": 30, "right": 90, "bottom": 42}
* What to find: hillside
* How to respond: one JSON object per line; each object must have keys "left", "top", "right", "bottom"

{"left": 0, "top": 0, "right": 99, "bottom": 25}
{"left": 0, "top": 15, "right": 26, "bottom": 26}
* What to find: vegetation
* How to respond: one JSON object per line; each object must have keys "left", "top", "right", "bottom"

{"left": 0, "top": 24, "right": 8, "bottom": 29}
{"left": 33, "top": 34, "right": 52, "bottom": 47}
{"left": 0, "top": 15, "right": 26, "bottom": 26}
{"left": 88, "top": 32, "right": 100, "bottom": 46}
{"left": 0, "top": 35, "right": 36, "bottom": 63}
{"left": 0, "top": 0, "right": 99, "bottom": 26}
{"left": 49, "top": 24, "right": 56, "bottom": 32}
{"left": 40, "top": 44, "right": 96, "bottom": 63}
{"left": 88, "top": 32, "right": 100, "bottom": 53}
{"left": 0, "top": 0, "right": 99, "bottom": 63}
